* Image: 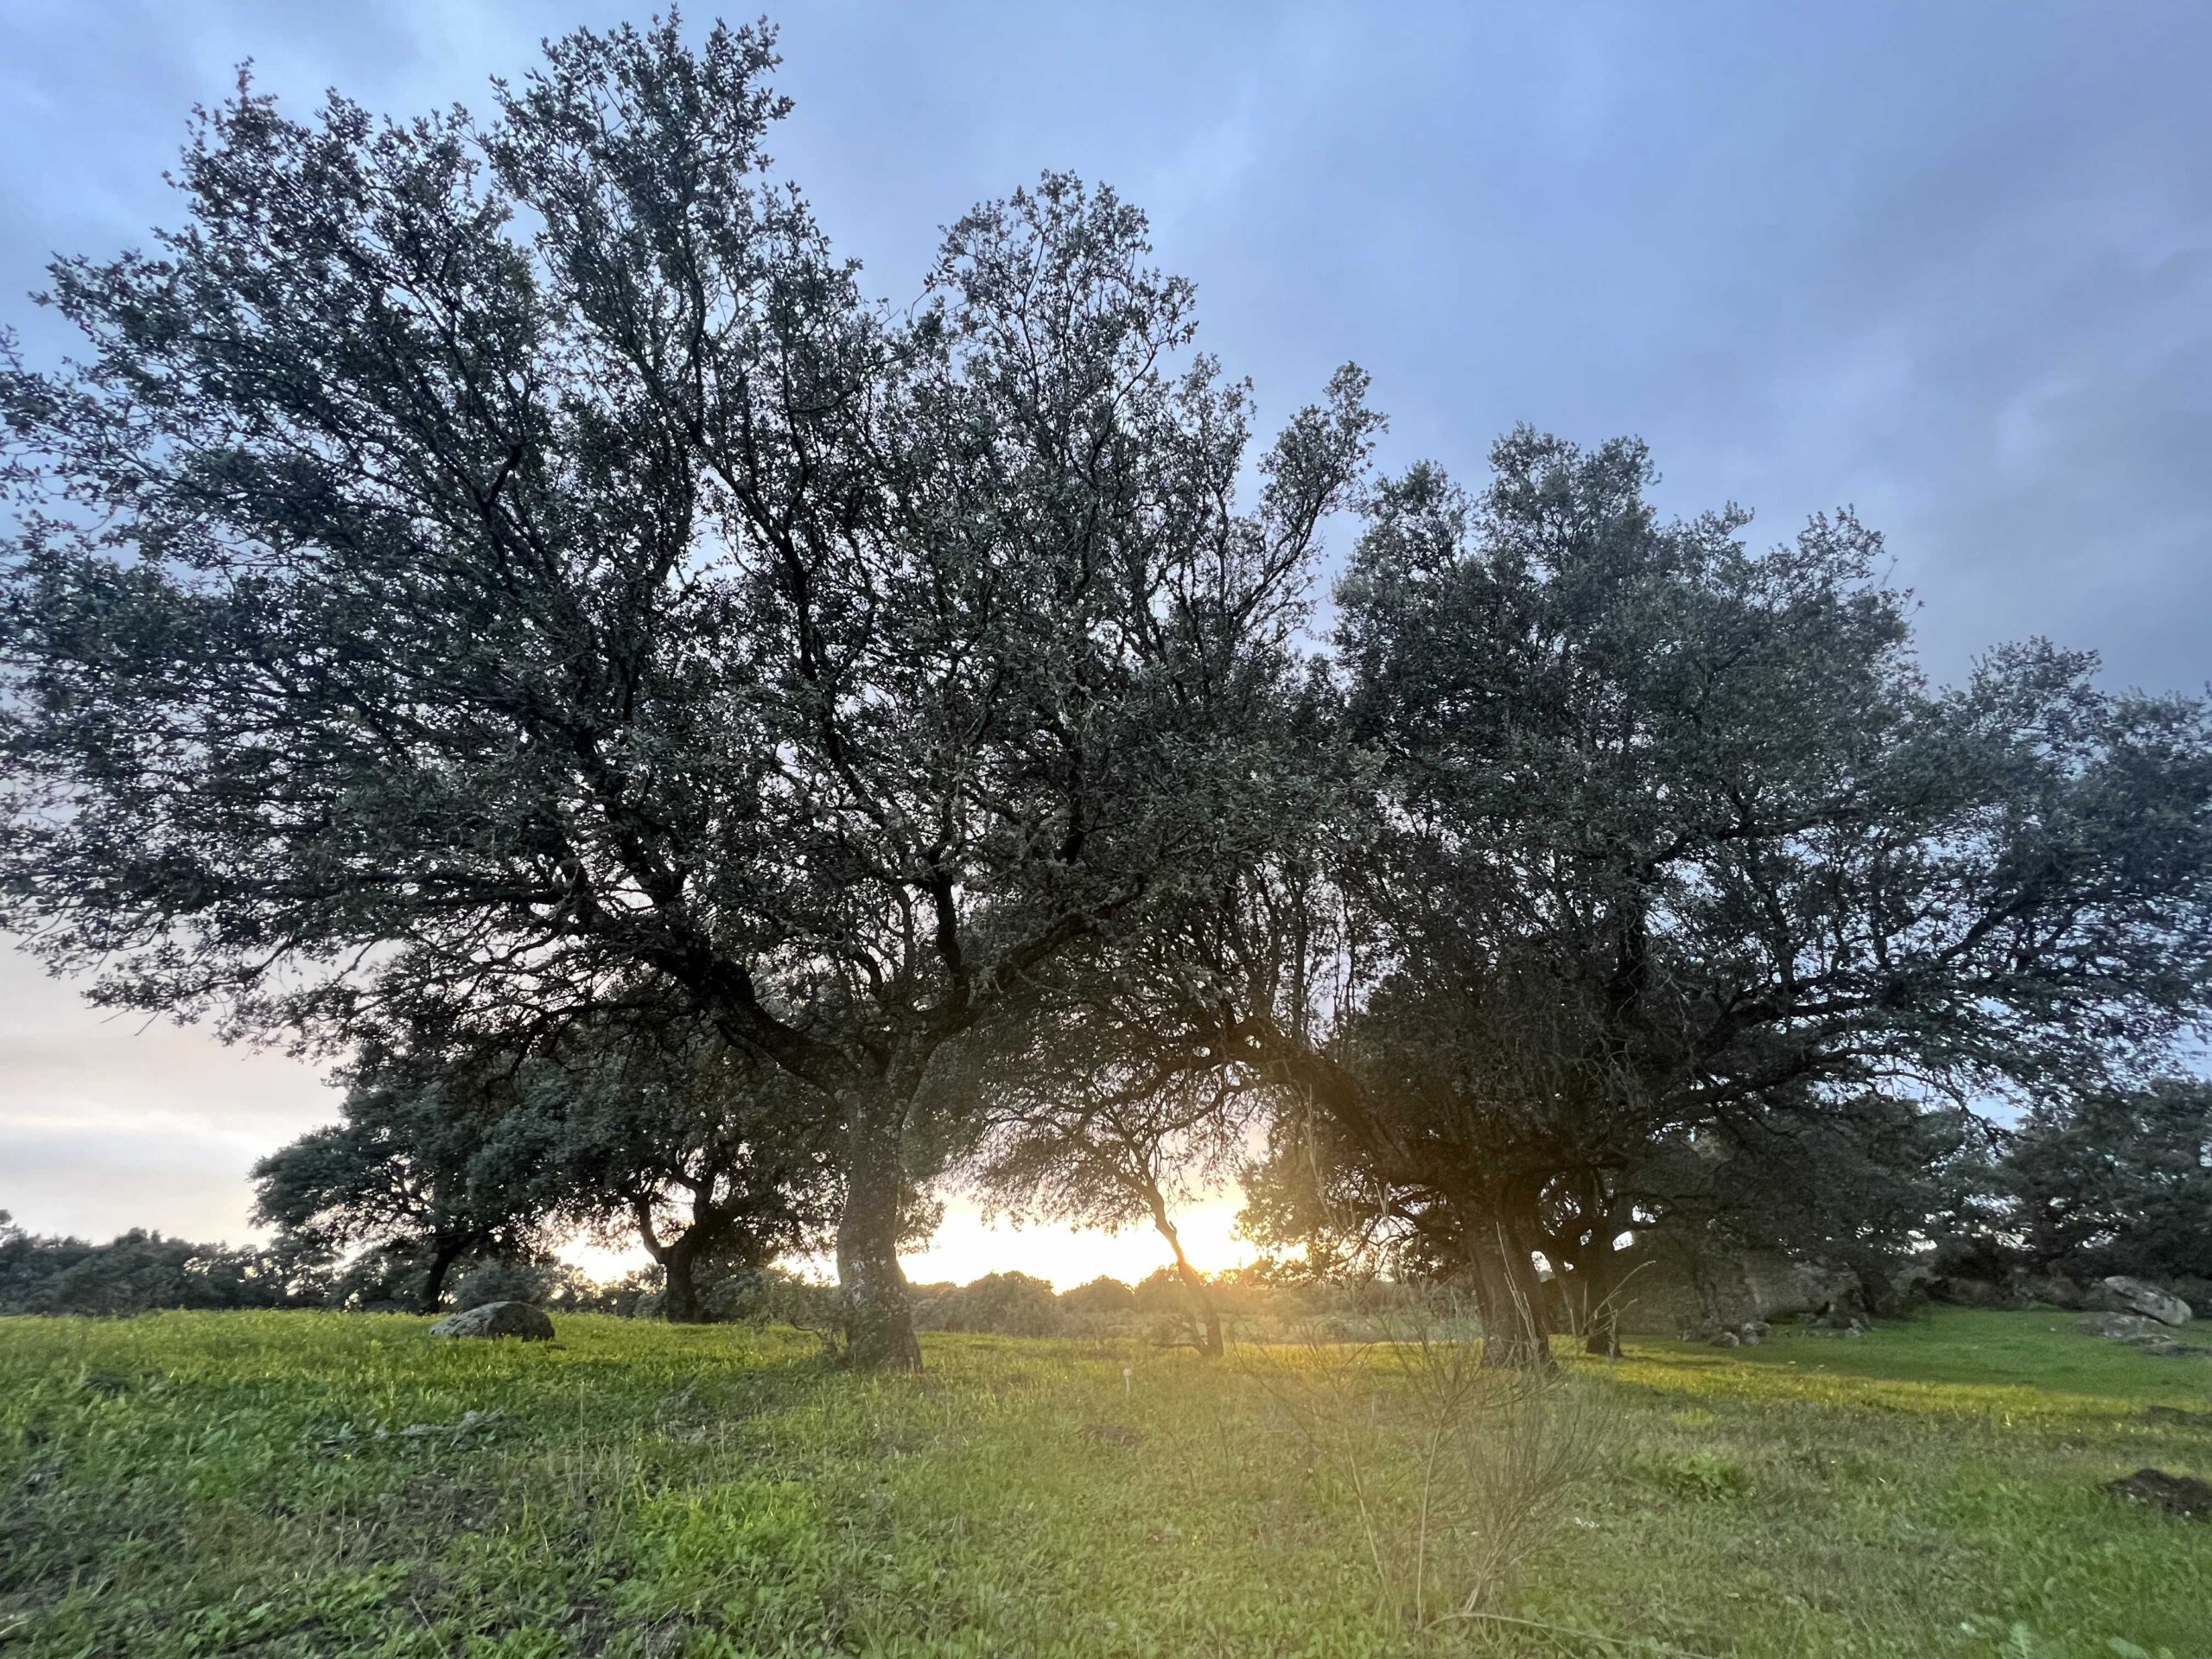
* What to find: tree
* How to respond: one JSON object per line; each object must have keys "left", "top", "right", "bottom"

{"left": 1237, "top": 431, "right": 2212, "bottom": 1363}
{"left": 1622, "top": 1090, "right": 1977, "bottom": 1325}
{"left": 1992, "top": 1078, "right": 2212, "bottom": 1282}
{"left": 251, "top": 1047, "right": 546, "bottom": 1312}
{"left": 0, "top": 21, "right": 1376, "bottom": 1366}
{"left": 957, "top": 1005, "right": 1258, "bottom": 1356}
{"left": 518, "top": 1020, "right": 842, "bottom": 1324}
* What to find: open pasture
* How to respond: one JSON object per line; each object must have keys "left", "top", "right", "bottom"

{"left": 3, "top": 1308, "right": 2208, "bottom": 1657}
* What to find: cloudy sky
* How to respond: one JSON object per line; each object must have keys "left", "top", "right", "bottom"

{"left": 3, "top": 1, "right": 2208, "bottom": 1282}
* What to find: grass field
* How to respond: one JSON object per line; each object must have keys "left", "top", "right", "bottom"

{"left": 2, "top": 1307, "right": 2208, "bottom": 1657}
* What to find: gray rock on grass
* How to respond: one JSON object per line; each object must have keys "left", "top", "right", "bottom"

{"left": 2078, "top": 1313, "right": 2209, "bottom": 1357}
{"left": 428, "top": 1300, "right": 555, "bottom": 1341}
{"left": 2095, "top": 1276, "right": 2193, "bottom": 1327}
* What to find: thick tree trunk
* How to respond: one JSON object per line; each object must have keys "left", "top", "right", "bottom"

{"left": 837, "top": 1086, "right": 921, "bottom": 1371}
{"left": 1146, "top": 1190, "right": 1222, "bottom": 1357}
{"left": 635, "top": 1196, "right": 718, "bottom": 1325}
{"left": 421, "top": 1237, "right": 464, "bottom": 1313}
{"left": 662, "top": 1237, "right": 709, "bottom": 1325}
{"left": 1555, "top": 1177, "right": 1626, "bottom": 1360}
{"left": 1464, "top": 1198, "right": 1554, "bottom": 1370}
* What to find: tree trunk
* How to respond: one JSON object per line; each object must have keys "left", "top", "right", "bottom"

{"left": 1146, "top": 1188, "right": 1223, "bottom": 1357}
{"left": 421, "top": 1237, "right": 464, "bottom": 1314}
{"left": 662, "top": 1236, "right": 709, "bottom": 1325}
{"left": 1561, "top": 1177, "right": 1626, "bottom": 1360}
{"left": 1579, "top": 1236, "right": 1622, "bottom": 1359}
{"left": 837, "top": 1085, "right": 921, "bottom": 1371}
{"left": 1464, "top": 1199, "right": 1554, "bottom": 1370}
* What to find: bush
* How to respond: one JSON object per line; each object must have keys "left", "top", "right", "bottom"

{"left": 1131, "top": 1266, "right": 1188, "bottom": 1312}
{"left": 697, "top": 1264, "right": 840, "bottom": 1329}
{"left": 0, "top": 1216, "right": 300, "bottom": 1316}
{"left": 449, "top": 1256, "right": 599, "bottom": 1310}
{"left": 1058, "top": 1275, "right": 1136, "bottom": 1315}
{"left": 1630, "top": 1448, "right": 1755, "bottom": 1500}
{"left": 914, "top": 1271, "right": 1064, "bottom": 1337}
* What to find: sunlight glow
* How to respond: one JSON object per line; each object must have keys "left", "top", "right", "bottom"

{"left": 558, "top": 1191, "right": 1259, "bottom": 1292}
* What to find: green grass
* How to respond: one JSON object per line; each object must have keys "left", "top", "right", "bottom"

{"left": 1, "top": 1307, "right": 2207, "bottom": 1657}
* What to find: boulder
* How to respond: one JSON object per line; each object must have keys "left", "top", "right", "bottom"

{"left": 2080, "top": 1313, "right": 2210, "bottom": 1357}
{"left": 2094, "top": 1276, "right": 2193, "bottom": 1327}
{"left": 429, "top": 1300, "right": 555, "bottom": 1341}
{"left": 2082, "top": 1313, "right": 2172, "bottom": 1343}
{"left": 1887, "top": 1261, "right": 1936, "bottom": 1309}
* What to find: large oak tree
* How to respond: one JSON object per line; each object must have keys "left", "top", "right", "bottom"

{"left": 1238, "top": 432, "right": 2212, "bottom": 1363}
{"left": 0, "top": 19, "right": 1373, "bottom": 1366}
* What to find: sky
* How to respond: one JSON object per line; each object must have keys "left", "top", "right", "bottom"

{"left": 2, "top": 1, "right": 2209, "bottom": 1286}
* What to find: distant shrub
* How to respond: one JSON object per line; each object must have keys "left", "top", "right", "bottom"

{"left": 1058, "top": 1275, "right": 1136, "bottom": 1315}
{"left": 914, "top": 1271, "right": 1064, "bottom": 1337}
{"left": 449, "top": 1257, "right": 594, "bottom": 1310}
{"left": 579, "top": 1266, "right": 661, "bottom": 1319}
{"left": 0, "top": 1214, "right": 302, "bottom": 1316}
{"left": 697, "top": 1264, "right": 840, "bottom": 1329}
{"left": 1131, "top": 1267, "right": 1188, "bottom": 1313}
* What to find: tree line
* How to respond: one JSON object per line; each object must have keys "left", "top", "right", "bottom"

{"left": 10, "top": 1068, "right": 2209, "bottom": 1328}
{"left": 5, "top": 19, "right": 2210, "bottom": 1368}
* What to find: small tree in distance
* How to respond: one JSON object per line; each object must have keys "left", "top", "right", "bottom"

{"left": 1992, "top": 1078, "right": 2212, "bottom": 1286}
{"left": 951, "top": 1001, "right": 1263, "bottom": 1357}
{"left": 517, "top": 1020, "right": 844, "bottom": 1324}
{"left": 252, "top": 1047, "right": 549, "bottom": 1313}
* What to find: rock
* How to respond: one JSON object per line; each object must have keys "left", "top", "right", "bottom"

{"left": 1888, "top": 1261, "right": 1936, "bottom": 1308}
{"left": 2080, "top": 1313, "right": 2210, "bottom": 1357}
{"left": 2103, "top": 1468, "right": 2212, "bottom": 1520}
{"left": 1796, "top": 1264, "right": 1868, "bottom": 1323}
{"left": 2082, "top": 1312, "right": 2171, "bottom": 1342}
{"left": 428, "top": 1301, "right": 554, "bottom": 1341}
{"left": 2096, "top": 1277, "right": 2193, "bottom": 1327}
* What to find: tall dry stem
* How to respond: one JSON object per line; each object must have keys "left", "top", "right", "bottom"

{"left": 1246, "top": 1289, "right": 1611, "bottom": 1628}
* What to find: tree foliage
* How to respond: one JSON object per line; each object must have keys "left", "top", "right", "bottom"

{"left": 6, "top": 20, "right": 2209, "bottom": 1363}
{"left": 0, "top": 1211, "right": 309, "bottom": 1315}
{"left": 0, "top": 18, "right": 1373, "bottom": 1366}
{"left": 512, "top": 1019, "right": 844, "bottom": 1322}
{"left": 1987, "top": 1077, "right": 2212, "bottom": 1282}
{"left": 251, "top": 1046, "right": 549, "bottom": 1312}
{"left": 1234, "top": 432, "right": 2212, "bottom": 1359}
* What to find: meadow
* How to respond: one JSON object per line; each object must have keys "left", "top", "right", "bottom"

{"left": 2, "top": 1306, "right": 2207, "bottom": 1658}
